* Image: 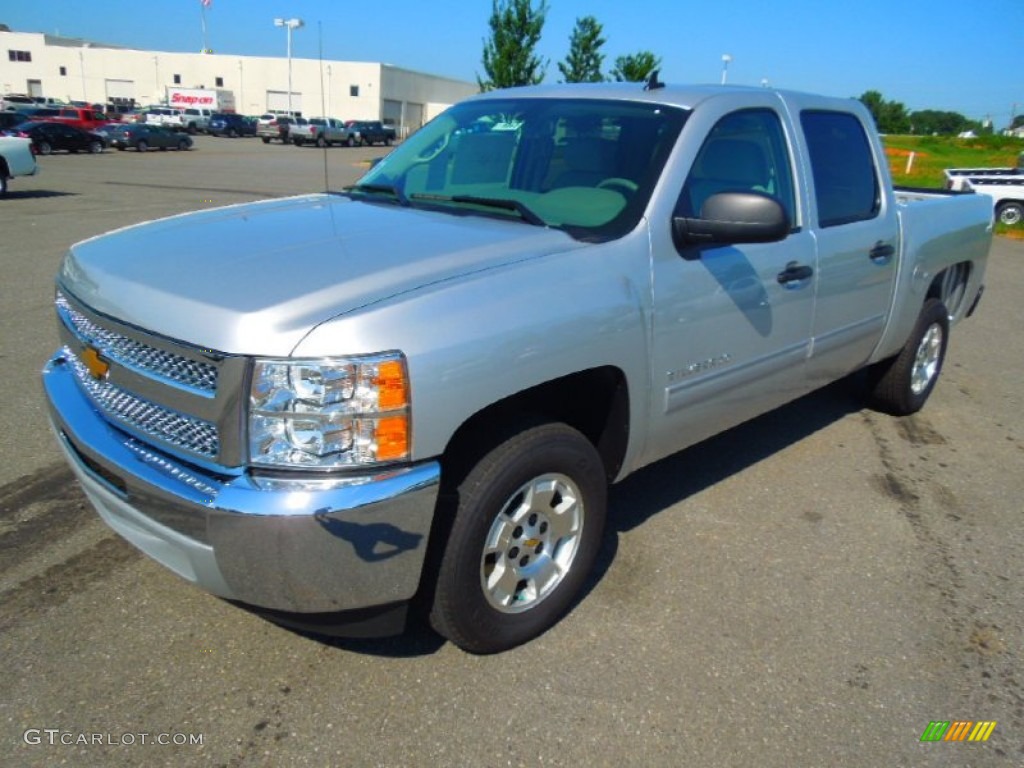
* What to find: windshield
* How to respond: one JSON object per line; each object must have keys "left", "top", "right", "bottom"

{"left": 354, "top": 97, "right": 688, "bottom": 241}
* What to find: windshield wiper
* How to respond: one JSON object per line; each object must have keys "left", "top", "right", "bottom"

{"left": 409, "top": 193, "right": 546, "bottom": 227}
{"left": 343, "top": 183, "right": 410, "bottom": 206}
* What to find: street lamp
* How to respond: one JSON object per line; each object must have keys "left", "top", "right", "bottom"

{"left": 720, "top": 54, "right": 732, "bottom": 85}
{"left": 274, "top": 17, "right": 304, "bottom": 117}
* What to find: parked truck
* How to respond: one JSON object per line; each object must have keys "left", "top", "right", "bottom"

{"left": 0, "top": 135, "right": 38, "bottom": 196}
{"left": 350, "top": 120, "right": 396, "bottom": 146}
{"left": 290, "top": 117, "right": 349, "bottom": 147}
{"left": 944, "top": 166, "right": 1024, "bottom": 226}
{"left": 42, "top": 83, "right": 992, "bottom": 654}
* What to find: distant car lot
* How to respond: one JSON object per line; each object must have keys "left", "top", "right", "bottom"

{"left": 0, "top": 136, "right": 1021, "bottom": 767}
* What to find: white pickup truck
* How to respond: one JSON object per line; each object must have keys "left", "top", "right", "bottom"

{"left": 0, "top": 135, "right": 38, "bottom": 196}
{"left": 42, "top": 83, "right": 992, "bottom": 653}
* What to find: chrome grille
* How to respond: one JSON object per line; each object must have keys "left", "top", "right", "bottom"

{"left": 67, "top": 350, "right": 219, "bottom": 458}
{"left": 56, "top": 292, "right": 218, "bottom": 393}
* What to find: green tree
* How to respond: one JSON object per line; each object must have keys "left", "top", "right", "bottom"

{"left": 909, "top": 109, "right": 974, "bottom": 136}
{"left": 479, "top": 0, "right": 549, "bottom": 91}
{"left": 558, "top": 16, "right": 606, "bottom": 83}
{"left": 609, "top": 51, "right": 661, "bottom": 83}
{"left": 858, "top": 90, "right": 910, "bottom": 134}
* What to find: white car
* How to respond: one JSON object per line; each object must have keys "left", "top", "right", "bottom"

{"left": 0, "top": 136, "right": 39, "bottom": 196}
{"left": 144, "top": 107, "right": 186, "bottom": 131}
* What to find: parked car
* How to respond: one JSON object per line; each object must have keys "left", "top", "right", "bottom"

{"left": 5, "top": 121, "right": 106, "bottom": 155}
{"left": 181, "top": 107, "right": 214, "bottom": 134}
{"left": 41, "top": 83, "right": 992, "bottom": 653}
{"left": 0, "top": 112, "right": 29, "bottom": 131}
{"left": 208, "top": 113, "right": 256, "bottom": 138}
{"left": 290, "top": 117, "right": 348, "bottom": 146}
{"left": 49, "top": 106, "right": 112, "bottom": 132}
{"left": 349, "top": 120, "right": 396, "bottom": 146}
{"left": 256, "top": 115, "right": 306, "bottom": 143}
{"left": 108, "top": 123, "right": 192, "bottom": 152}
{"left": 143, "top": 107, "right": 186, "bottom": 131}
{"left": 0, "top": 135, "right": 38, "bottom": 196}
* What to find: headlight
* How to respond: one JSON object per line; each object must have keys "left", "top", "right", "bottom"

{"left": 249, "top": 353, "right": 410, "bottom": 469}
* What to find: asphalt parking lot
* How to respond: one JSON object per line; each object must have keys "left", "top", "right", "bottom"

{"left": 1, "top": 136, "right": 1022, "bottom": 767}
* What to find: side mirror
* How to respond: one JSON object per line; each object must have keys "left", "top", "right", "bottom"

{"left": 673, "top": 192, "right": 789, "bottom": 248}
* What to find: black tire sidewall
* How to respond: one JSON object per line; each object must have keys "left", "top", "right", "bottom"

{"left": 869, "top": 298, "right": 949, "bottom": 415}
{"left": 432, "top": 423, "right": 606, "bottom": 653}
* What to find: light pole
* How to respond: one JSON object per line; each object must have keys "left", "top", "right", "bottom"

{"left": 720, "top": 54, "right": 732, "bottom": 85}
{"left": 274, "top": 17, "right": 304, "bottom": 117}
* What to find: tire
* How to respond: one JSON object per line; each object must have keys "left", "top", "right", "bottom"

{"left": 39, "top": 141, "right": 53, "bottom": 156}
{"left": 88, "top": 140, "right": 103, "bottom": 154}
{"left": 430, "top": 422, "right": 607, "bottom": 654}
{"left": 996, "top": 201, "right": 1023, "bottom": 227}
{"left": 385, "top": 136, "right": 392, "bottom": 146}
{"left": 261, "top": 136, "right": 271, "bottom": 144}
{"left": 136, "top": 140, "right": 148, "bottom": 153}
{"left": 345, "top": 136, "right": 354, "bottom": 147}
{"left": 0, "top": 174, "right": 7, "bottom": 197}
{"left": 177, "top": 140, "right": 189, "bottom": 151}
{"left": 867, "top": 298, "right": 949, "bottom": 416}
{"left": 228, "top": 128, "right": 238, "bottom": 138}
{"left": 316, "top": 135, "right": 327, "bottom": 148}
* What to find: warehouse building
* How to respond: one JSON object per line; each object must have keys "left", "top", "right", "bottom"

{"left": 0, "top": 27, "right": 478, "bottom": 136}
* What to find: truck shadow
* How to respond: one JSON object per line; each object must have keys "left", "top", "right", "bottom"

{"left": 314, "top": 374, "right": 866, "bottom": 658}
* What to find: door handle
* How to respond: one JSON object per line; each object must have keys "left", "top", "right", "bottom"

{"left": 776, "top": 261, "right": 814, "bottom": 286}
{"left": 869, "top": 242, "right": 896, "bottom": 263}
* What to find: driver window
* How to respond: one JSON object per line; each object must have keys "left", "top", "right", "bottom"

{"left": 679, "top": 109, "right": 796, "bottom": 225}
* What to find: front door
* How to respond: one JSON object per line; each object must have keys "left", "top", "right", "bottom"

{"left": 645, "top": 107, "right": 817, "bottom": 465}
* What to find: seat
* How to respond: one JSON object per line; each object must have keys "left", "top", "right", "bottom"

{"left": 550, "top": 137, "right": 618, "bottom": 189}
{"left": 684, "top": 138, "right": 770, "bottom": 216}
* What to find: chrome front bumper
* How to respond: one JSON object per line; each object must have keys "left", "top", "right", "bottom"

{"left": 42, "top": 352, "right": 441, "bottom": 614}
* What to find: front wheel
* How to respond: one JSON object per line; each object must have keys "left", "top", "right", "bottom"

{"left": 996, "top": 201, "right": 1023, "bottom": 227}
{"left": 316, "top": 135, "right": 327, "bottom": 148}
{"left": 136, "top": 140, "right": 148, "bottom": 153}
{"left": 867, "top": 298, "right": 949, "bottom": 416}
{"left": 88, "top": 140, "right": 103, "bottom": 154}
{"left": 430, "top": 423, "right": 607, "bottom": 654}
{"left": 177, "top": 140, "right": 189, "bottom": 151}
{"left": 38, "top": 141, "right": 53, "bottom": 155}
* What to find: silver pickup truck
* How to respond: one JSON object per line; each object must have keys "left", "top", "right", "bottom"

{"left": 290, "top": 117, "right": 349, "bottom": 147}
{"left": 42, "top": 83, "right": 992, "bottom": 653}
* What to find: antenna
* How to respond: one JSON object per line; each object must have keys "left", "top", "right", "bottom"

{"left": 317, "top": 21, "right": 329, "bottom": 192}
{"left": 643, "top": 70, "right": 665, "bottom": 91}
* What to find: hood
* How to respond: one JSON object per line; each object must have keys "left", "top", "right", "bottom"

{"left": 60, "top": 194, "right": 584, "bottom": 356}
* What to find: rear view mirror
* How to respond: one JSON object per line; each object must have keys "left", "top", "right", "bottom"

{"left": 673, "top": 192, "right": 789, "bottom": 247}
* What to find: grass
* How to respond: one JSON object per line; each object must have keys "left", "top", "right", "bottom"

{"left": 882, "top": 134, "right": 1023, "bottom": 238}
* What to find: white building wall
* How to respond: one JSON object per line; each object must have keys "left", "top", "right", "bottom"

{"left": 0, "top": 30, "right": 476, "bottom": 125}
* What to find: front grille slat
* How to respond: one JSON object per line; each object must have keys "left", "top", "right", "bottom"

{"left": 68, "top": 352, "right": 220, "bottom": 458}
{"left": 56, "top": 292, "right": 218, "bottom": 393}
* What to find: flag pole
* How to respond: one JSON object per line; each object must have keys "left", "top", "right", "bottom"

{"left": 200, "top": 1, "right": 210, "bottom": 53}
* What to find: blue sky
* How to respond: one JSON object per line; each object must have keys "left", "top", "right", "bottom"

{"left": 4, "top": 0, "right": 1021, "bottom": 127}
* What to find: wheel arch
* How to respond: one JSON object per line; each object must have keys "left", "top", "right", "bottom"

{"left": 438, "top": 366, "right": 630, "bottom": 494}
{"left": 926, "top": 260, "right": 972, "bottom": 320}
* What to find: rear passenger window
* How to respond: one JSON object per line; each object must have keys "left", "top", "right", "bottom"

{"left": 801, "top": 111, "right": 880, "bottom": 227}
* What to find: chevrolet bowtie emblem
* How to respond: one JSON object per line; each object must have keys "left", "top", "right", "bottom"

{"left": 81, "top": 346, "right": 110, "bottom": 380}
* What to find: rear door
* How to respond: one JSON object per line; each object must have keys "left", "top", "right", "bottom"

{"left": 794, "top": 105, "right": 900, "bottom": 386}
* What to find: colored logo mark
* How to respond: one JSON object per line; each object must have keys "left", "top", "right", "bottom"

{"left": 920, "top": 721, "right": 997, "bottom": 742}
